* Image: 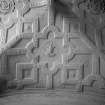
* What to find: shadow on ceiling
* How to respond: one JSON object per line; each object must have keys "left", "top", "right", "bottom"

{"left": 52, "top": 0, "right": 77, "bottom": 17}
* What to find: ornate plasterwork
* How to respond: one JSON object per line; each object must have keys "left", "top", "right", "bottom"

{"left": 0, "top": 0, "right": 105, "bottom": 92}
{"left": 78, "top": 0, "right": 105, "bottom": 15}
{"left": 17, "top": 0, "right": 48, "bottom": 16}
{"left": 0, "top": 0, "right": 48, "bottom": 50}
{"left": 0, "top": 0, "right": 15, "bottom": 15}
{"left": 25, "top": 25, "right": 77, "bottom": 88}
{"left": 26, "top": 25, "right": 71, "bottom": 65}
{"left": 0, "top": 0, "right": 48, "bottom": 16}
{"left": 25, "top": 24, "right": 89, "bottom": 90}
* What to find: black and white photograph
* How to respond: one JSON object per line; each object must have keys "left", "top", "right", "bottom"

{"left": 0, "top": 0, "right": 105, "bottom": 105}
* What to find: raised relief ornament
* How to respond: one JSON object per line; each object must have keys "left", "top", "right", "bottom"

{"left": 0, "top": 0, "right": 15, "bottom": 15}
{"left": 78, "top": 0, "right": 105, "bottom": 15}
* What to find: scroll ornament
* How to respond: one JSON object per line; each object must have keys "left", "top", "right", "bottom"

{"left": 0, "top": 0, "right": 15, "bottom": 15}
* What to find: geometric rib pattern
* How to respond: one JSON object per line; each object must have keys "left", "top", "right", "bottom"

{"left": 0, "top": 0, "right": 105, "bottom": 92}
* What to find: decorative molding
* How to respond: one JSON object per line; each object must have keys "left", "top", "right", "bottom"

{"left": 20, "top": 18, "right": 36, "bottom": 35}
{"left": 78, "top": 0, "right": 105, "bottom": 15}
{"left": 0, "top": 0, "right": 105, "bottom": 92}
{"left": 0, "top": 17, "right": 39, "bottom": 55}
{"left": 82, "top": 54, "right": 105, "bottom": 89}
{"left": 26, "top": 24, "right": 95, "bottom": 90}
{"left": 6, "top": 48, "right": 26, "bottom": 55}
{"left": 0, "top": 29, "right": 6, "bottom": 47}
{"left": 0, "top": 35, "right": 22, "bottom": 55}
{"left": 38, "top": 63, "right": 63, "bottom": 88}
{"left": 26, "top": 25, "right": 65, "bottom": 62}
{"left": 62, "top": 65, "right": 84, "bottom": 91}
{"left": 0, "top": 0, "right": 15, "bottom": 15}
{"left": 16, "top": 63, "right": 37, "bottom": 83}
{"left": 47, "top": 64, "right": 63, "bottom": 88}
{"left": 0, "top": 48, "right": 27, "bottom": 77}
{"left": 0, "top": 0, "right": 48, "bottom": 49}
{"left": 30, "top": 0, "right": 48, "bottom": 8}
{"left": 26, "top": 25, "right": 70, "bottom": 88}
{"left": 18, "top": 0, "right": 48, "bottom": 16}
{"left": 0, "top": 53, "right": 7, "bottom": 75}
{"left": 0, "top": 15, "right": 18, "bottom": 47}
